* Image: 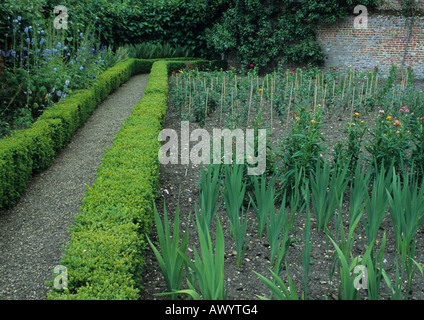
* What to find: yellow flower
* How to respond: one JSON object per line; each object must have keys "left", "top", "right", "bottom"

{"left": 258, "top": 88, "right": 263, "bottom": 93}
{"left": 178, "top": 70, "right": 183, "bottom": 73}
{"left": 348, "top": 65, "right": 352, "bottom": 68}
{"left": 354, "top": 112, "right": 360, "bottom": 116}
{"left": 393, "top": 120, "right": 401, "bottom": 126}
{"left": 396, "top": 131, "right": 400, "bottom": 134}
{"left": 311, "top": 119, "right": 316, "bottom": 124}
{"left": 386, "top": 116, "right": 392, "bottom": 120}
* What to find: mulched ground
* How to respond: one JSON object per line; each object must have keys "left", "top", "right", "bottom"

{"left": 0, "top": 74, "right": 149, "bottom": 300}
{"left": 140, "top": 77, "right": 424, "bottom": 301}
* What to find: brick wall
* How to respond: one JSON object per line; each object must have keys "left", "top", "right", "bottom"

{"left": 316, "top": 4, "right": 424, "bottom": 79}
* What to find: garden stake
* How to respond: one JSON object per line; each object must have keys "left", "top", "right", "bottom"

{"left": 314, "top": 77, "right": 318, "bottom": 112}
{"left": 248, "top": 78, "right": 254, "bottom": 124}
{"left": 205, "top": 87, "right": 209, "bottom": 126}
{"left": 374, "top": 72, "right": 379, "bottom": 98}
{"left": 350, "top": 85, "right": 356, "bottom": 124}
{"left": 287, "top": 82, "right": 294, "bottom": 127}
{"left": 359, "top": 82, "right": 365, "bottom": 109}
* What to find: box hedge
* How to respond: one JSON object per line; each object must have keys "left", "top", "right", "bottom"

{"left": 0, "top": 57, "right": 222, "bottom": 299}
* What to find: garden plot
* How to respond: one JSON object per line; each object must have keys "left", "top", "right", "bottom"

{"left": 141, "top": 65, "right": 424, "bottom": 300}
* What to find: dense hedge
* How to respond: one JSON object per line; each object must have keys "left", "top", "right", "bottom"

{"left": 0, "top": 58, "right": 153, "bottom": 209}
{"left": 47, "top": 61, "right": 168, "bottom": 300}
{"left": 45, "top": 58, "right": 226, "bottom": 299}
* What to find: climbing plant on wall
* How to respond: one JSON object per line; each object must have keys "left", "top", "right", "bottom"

{"left": 205, "top": 0, "right": 382, "bottom": 69}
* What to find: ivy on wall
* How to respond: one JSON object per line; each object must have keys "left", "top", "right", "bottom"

{"left": 205, "top": 0, "right": 382, "bottom": 69}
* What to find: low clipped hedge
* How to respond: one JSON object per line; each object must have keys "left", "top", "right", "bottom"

{"left": 0, "top": 57, "right": 221, "bottom": 299}
{"left": 0, "top": 58, "right": 155, "bottom": 209}
{"left": 47, "top": 59, "right": 219, "bottom": 300}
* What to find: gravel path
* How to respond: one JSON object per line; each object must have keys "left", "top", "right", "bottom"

{"left": 0, "top": 73, "right": 149, "bottom": 300}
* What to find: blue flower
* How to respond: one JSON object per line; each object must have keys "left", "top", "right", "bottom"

{"left": 57, "top": 91, "right": 62, "bottom": 97}
{"left": 53, "top": 68, "right": 57, "bottom": 72}
{"left": 80, "top": 66, "right": 84, "bottom": 70}
{"left": 26, "top": 38, "right": 30, "bottom": 43}
{"left": 17, "top": 16, "right": 21, "bottom": 21}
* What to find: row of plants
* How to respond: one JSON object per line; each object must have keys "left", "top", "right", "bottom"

{"left": 45, "top": 59, "right": 168, "bottom": 300}
{"left": 0, "top": 58, "right": 153, "bottom": 210}
{"left": 168, "top": 63, "right": 424, "bottom": 180}
{"left": 46, "top": 58, "right": 224, "bottom": 300}
{"left": 149, "top": 158, "right": 424, "bottom": 300}
{"left": 146, "top": 62, "right": 424, "bottom": 299}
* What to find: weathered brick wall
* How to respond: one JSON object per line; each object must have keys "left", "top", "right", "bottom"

{"left": 316, "top": 3, "right": 424, "bottom": 79}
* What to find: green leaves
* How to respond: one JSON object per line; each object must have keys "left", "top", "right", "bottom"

{"left": 310, "top": 160, "right": 348, "bottom": 233}
{"left": 147, "top": 201, "right": 189, "bottom": 300}
{"left": 250, "top": 175, "right": 276, "bottom": 238}
{"left": 180, "top": 215, "right": 227, "bottom": 300}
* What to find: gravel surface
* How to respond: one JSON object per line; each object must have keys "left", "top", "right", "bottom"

{"left": 0, "top": 73, "right": 149, "bottom": 300}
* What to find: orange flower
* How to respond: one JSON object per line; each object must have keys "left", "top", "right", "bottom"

{"left": 393, "top": 120, "right": 401, "bottom": 126}
{"left": 354, "top": 112, "right": 360, "bottom": 116}
{"left": 311, "top": 119, "right": 316, "bottom": 124}
{"left": 258, "top": 88, "right": 263, "bottom": 93}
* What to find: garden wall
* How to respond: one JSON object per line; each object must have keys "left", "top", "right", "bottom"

{"left": 316, "top": 1, "right": 424, "bottom": 78}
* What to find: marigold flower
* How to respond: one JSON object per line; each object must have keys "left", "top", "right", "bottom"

{"left": 354, "top": 112, "right": 360, "bottom": 116}
{"left": 311, "top": 119, "right": 316, "bottom": 124}
{"left": 178, "top": 70, "right": 183, "bottom": 73}
{"left": 393, "top": 120, "right": 401, "bottom": 126}
{"left": 258, "top": 88, "right": 263, "bottom": 92}
{"left": 386, "top": 116, "right": 392, "bottom": 120}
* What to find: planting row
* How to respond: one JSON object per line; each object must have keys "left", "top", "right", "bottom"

{"left": 45, "top": 59, "right": 224, "bottom": 300}
{"left": 150, "top": 160, "right": 424, "bottom": 300}
{"left": 0, "top": 58, "right": 152, "bottom": 209}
